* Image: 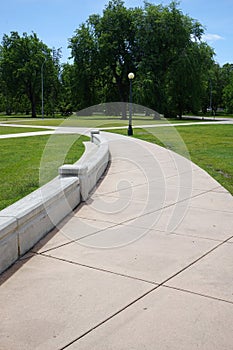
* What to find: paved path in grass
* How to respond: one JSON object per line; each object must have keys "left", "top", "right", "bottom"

{"left": 0, "top": 118, "right": 232, "bottom": 139}
{"left": 0, "top": 122, "right": 56, "bottom": 138}
{"left": 0, "top": 130, "right": 233, "bottom": 350}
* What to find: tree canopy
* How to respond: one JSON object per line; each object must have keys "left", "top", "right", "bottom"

{"left": 0, "top": 1, "right": 233, "bottom": 117}
{"left": 68, "top": 0, "right": 215, "bottom": 117}
{"left": 0, "top": 32, "right": 61, "bottom": 117}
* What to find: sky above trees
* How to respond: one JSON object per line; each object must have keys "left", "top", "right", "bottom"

{"left": 0, "top": 0, "right": 233, "bottom": 66}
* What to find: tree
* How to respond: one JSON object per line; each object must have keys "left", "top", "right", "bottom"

{"left": 0, "top": 32, "right": 60, "bottom": 117}
{"left": 166, "top": 42, "right": 214, "bottom": 118}
{"left": 222, "top": 65, "right": 233, "bottom": 113}
{"left": 208, "top": 63, "right": 224, "bottom": 115}
{"left": 97, "top": 1, "right": 139, "bottom": 112}
{"left": 69, "top": 21, "right": 100, "bottom": 111}
{"left": 44, "top": 47, "right": 62, "bottom": 116}
{"left": 69, "top": 0, "right": 215, "bottom": 117}
{"left": 135, "top": 2, "right": 214, "bottom": 117}
{"left": 59, "top": 63, "right": 75, "bottom": 115}
{"left": 69, "top": 0, "right": 139, "bottom": 117}
{"left": 221, "top": 64, "right": 233, "bottom": 113}
{"left": 200, "top": 63, "right": 233, "bottom": 116}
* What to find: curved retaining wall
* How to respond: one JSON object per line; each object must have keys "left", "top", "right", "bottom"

{"left": 0, "top": 131, "right": 109, "bottom": 274}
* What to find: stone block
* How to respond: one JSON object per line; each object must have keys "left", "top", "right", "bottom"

{"left": 0, "top": 216, "right": 18, "bottom": 273}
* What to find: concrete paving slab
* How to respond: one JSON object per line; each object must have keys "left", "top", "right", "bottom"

{"left": 79, "top": 179, "right": 203, "bottom": 228}
{"left": 30, "top": 227, "right": 70, "bottom": 253}
{"left": 93, "top": 174, "right": 165, "bottom": 197}
{"left": 124, "top": 202, "right": 189, "bottom": 233}
{"left": 106, "top": 157, "right": 143, "bottom": 175}
{"left": 125, "top": 202, "right": 233, "bottom": 241}
{"left": 101, "top": 168, "right": 154, "bottom": 188}
{"left": 93, "top": 170, "right": 153, "bottom": 196}
{"left": 104, "top": 148, "right": 180, "bottom": 172}
{"left": 211, "top": 186, "right": 231, "bottom": 194}
{"left": 172, "top": 206, "right": 233, "bottom": 241}
{"left": 105, "top": 134, "right": 195, "bottom": 178}
{"left": 76, "top": 196, "right": 153, "bottom": 224}
{"left": 104, "top": 134, "right": 195, "bottom": 172}
{"left": 0, "top": 254, "right": 152, "bottom": 350}
{"left": 97, "top": 181, "right": 203, "bottom": 204}
{"left": 66, "top": 286, "right": 233, "bottom": 350}
{"left": 167, "top": 243, "right": 233, "bottom": 302}
{"left": 43, "top": 228, "right": 216, "bottom": 283}
{"left": 32, "top": 216, "right": 117, "bottom": 253}
{"left": 108, "top": 155, "right": 195, "bottom": 181}
{"left": 84, "top": 193, "right": 164, "bottom": 220}
{"left": 166, "top": 168, "right": 222, "bottom": 191}
{"left": 189, "top": 191, "right": 233, "bottom": 212}
{"left": 106, "top": 139, "right": 165, "bottom": 165}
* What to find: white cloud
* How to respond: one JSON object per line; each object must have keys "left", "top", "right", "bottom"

{"left": 202, "top": 33, "right": 224, "bottom": 42}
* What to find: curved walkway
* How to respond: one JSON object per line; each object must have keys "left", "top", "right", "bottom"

{"left": 1, "top": 131, "right": 233, "bottom": 350}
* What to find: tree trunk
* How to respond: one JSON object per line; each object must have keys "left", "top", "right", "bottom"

{"left": 31, "top": 96, "right": 37, "bottom": 118}
{"left": 28, "top": 88, "right": 37, "bottom": 118}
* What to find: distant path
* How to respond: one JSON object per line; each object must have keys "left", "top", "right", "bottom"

{"left": 100, "top": 119, "right": 233, "bottom": 130}
{"left": 0, "top": 118, "right": 232, "bottom": 139}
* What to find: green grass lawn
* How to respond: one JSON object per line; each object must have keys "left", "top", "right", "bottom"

{"left": 1, "top": 116, "right": 232, "bottom": 211}
{"left": 0, "top": 126, "right": 50, "bottom": 134}
{"left": 0, "top": 113, "right": 64, "bottom": 122}
{"left": 3, "top": 115, "right": 214, "bottom": 128}
{"left": 108, "top": 124, "right": 233, "bottom": 195}
{"left": 0, "top": 134, "right": 89, "bottom": 210}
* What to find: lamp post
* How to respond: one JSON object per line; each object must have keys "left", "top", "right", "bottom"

{"left": 209, "top": 79, "right": 214, "bottom": 119}
{"left": 41, "top": 58, "right": 46, "bottom": 119}
{"left": 128, "top": 72, "right": 134, "bottom": 136}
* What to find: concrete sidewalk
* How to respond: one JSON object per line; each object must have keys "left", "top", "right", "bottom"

{"left": 1, "top": 132, "right": 233, "bottom": 350}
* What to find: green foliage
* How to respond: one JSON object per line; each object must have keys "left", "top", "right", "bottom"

{"left": 0, "top": 126, "right": 48, "bottom": 134}
{"left": 69, "top": 0, "right": 138, "bottom": 116}
{"left": 59, "top": 63, "right": 75, "bottom": 115}
{"left": 0, "top": 32, "right": 61, "bottom": 117}
{"left": 222, "top": 64, "right": 233, "bottom": 113}
{"left": 201, "top": 63, "right": 233, "bottom": 115}
{"left": 166, "top": 42, "right": 214, "bottom": 117}
{"left": 69, "top": 0, "right": 215, "bottom": 117}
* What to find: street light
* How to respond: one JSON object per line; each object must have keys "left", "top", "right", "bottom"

{"left": 128, "top": 72, "right": 135, "bottom": 136}
{"left": 41, "top": 58, "right": 46, "bottom": 119}
{"left": 209, "top": 79, "right": 214, "bottom": 119}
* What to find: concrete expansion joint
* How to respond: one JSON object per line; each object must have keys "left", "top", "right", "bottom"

{"left": 163, "top": 285, "right": 233, "bottom": 305}
{"left": 40, "top": 252, "right": 157, "bottom": 286}
{"left": 157, "top": 234, "right": 233, "bottom": 291}
{"left": 59, "top": 284, "right": 160, "bottom": 350}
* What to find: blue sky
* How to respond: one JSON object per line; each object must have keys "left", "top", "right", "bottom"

{"left": 1, "top": 0, "right": 233, "bottom": 66}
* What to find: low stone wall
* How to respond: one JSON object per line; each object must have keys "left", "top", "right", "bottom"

{"left": 59, "top": 131, "right": 109, "bottom": 200}
{"left": 0, "top": 131, "right": 109, "bottom": 274}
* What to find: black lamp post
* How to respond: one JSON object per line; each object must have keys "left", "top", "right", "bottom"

{"left": 128, "top": 72, "right": 134, "bottom": 136}
{"left": 209, "top": 79, "right": 214, "bottom": 118}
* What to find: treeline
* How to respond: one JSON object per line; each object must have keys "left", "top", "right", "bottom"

{"left": 0, "top": 0, "right": 233, "bottom": 118}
